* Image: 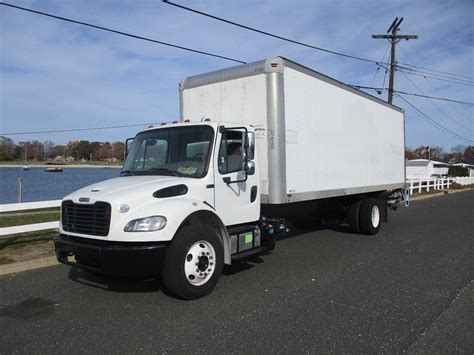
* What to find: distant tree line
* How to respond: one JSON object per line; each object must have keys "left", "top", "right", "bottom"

{"left": 0, "top": 136, "right": 125, "bottom": 163}
{"left": 405, "top": 145, "right": 474, "bottom": 164}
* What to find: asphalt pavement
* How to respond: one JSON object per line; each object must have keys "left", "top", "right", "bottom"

{"left": 1, "top": 191, "right": 473, "bottom": 353}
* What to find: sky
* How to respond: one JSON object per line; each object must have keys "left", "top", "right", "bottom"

{"left": 0, "top": 0, "right": 473, "bottom": 150}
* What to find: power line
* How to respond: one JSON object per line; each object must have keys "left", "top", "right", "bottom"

{"left": 0, "top": 2, "right": 246, "bottom": 64}
{"left": 369, "top": 43, "right": 390, "bottom": 87}
{"left": 0, "top": 123, "right": 161, "bottom": 136}
{"left": 396, "top": 94, "right": 473, "bottom": 143}
{"left": 352, "top": 86, "right": 474, "bottom": 106}
{"left": 397, "top": 68, "right": 474, "bottom": 87}
{"left": 162, "top": 0, "right": 383, "bottom": 65}
{"left": 400, "top": 70, "right": 471, "bottom": 131}
{"left": 398, "top": 62, "right": 474, "bottom": 80}
{"left": 163, "top": 1, "right": 473, "bottom": 81}
{"left": 398, "top": 65, "right": 474, "bottom": 84}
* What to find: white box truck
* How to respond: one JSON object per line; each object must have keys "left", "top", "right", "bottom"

{"left": 55, "top": 57, "right": 407, "bottom": 299}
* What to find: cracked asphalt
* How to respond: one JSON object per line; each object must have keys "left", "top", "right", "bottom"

{"left": 1, "top": 191, "right": 473, "bottom": 353}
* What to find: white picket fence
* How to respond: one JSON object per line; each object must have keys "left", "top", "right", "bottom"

{"left": 406, "top": 176, "right": 474, "bottom": 195}
{"left": 0, "top": 200, "right": 61, "bottom": 237}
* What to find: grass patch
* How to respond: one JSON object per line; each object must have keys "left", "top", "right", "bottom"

{"left": 0, "top": 210, "right": 60, "bottom": 228}
{"left": 0, "top": 256, "right": 15, "bottom": 265}
{"left": 0, "top": 209, "right": 59, "bottom": 263}
{"left": 450, "top": 182, "right": 474, "bottom": 190}
{"left": 0, "top": 230, "right": 56, "bottom": 252}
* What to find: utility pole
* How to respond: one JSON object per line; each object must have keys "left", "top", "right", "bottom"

{"left": 372, "top": 18, "right": 417, "bottom": 104}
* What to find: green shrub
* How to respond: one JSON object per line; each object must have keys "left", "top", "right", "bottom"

{"left": 448, "top": 166, "right": 468, "bottom": 177}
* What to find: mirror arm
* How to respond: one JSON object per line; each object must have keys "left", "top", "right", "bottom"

{"left": 223, "top": 174, "right": 248, "bottom": 185}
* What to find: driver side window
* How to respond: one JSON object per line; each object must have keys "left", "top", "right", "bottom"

{"left": 218, "top": 131, "right": 243, "bottom": 174}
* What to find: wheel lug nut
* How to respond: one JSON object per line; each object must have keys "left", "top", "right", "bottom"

{"left": 206, "top": 252, "right": 209, "bottom": 255}
{"left": 210, "top": 262, "right": 213, "bottom": 265}
{"left": 208, "top": 269, "right": 211, "bottom": 272}
{"left": 196, "top": 269, "right": 199, "bottom": 272}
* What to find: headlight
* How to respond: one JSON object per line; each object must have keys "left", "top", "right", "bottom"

{"left": 124, "top": 216, "right": 167, "bottom": 232}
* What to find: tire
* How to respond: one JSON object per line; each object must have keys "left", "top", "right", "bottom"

{"left": 162, "top": 225, "right": 224, "bottom": 300}
{"left": 347, "top": 200, "right": 362, "bottom": 233}
{"left": 359, "top": 197, "right": 382, "bottom": 235}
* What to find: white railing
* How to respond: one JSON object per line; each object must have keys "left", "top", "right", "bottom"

{"left": 406, "top": 176, "right": 474, "bottom": 195}
{"left": 454, "top": 176, "right": 474, "bottom": 186}
{"left": 0, "top": 200, "right": 61, "bottom": 236}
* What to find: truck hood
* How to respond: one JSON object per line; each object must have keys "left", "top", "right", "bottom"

{"left": 64, "top": 176, "right": 201, "bottom": 205}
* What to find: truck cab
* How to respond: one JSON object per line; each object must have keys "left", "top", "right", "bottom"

{"left": 55, "top": 121, "right": 265, "bottom": 299}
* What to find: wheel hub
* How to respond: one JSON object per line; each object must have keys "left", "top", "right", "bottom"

{"left": 197, "top": 256, "right": 209, "bottom": 271}
{"left": 371, "top": 205, "right": 380, "bottom": 228}
{"left": 184, "top": 240, "right": 216, "bottom": 286}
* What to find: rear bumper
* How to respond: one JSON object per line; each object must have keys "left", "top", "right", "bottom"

{"left": 54, "top": 234, "right": 168, "bottom": 276}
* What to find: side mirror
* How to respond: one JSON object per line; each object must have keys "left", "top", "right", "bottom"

{"left": 242, "top": 160, "right": 255, "bottom": 176}
{"left": 245, "top": 132, "right": 255, "bottom": 160}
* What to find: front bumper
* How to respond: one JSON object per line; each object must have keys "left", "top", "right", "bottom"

{"left": 54, "top": 234, "right": 168, "bottom": 276}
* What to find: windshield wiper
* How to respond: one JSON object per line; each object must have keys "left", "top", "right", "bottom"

{"left": 146, "top": 168, "right": 185, "bottom": 177}
{"left": 120, "top": 170, "right": 135, "bottom": 176}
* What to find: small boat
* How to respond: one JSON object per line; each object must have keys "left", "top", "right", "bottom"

{"left": 22, "top": 165, "right": 30, "bottom": 171}
{"left": 45, "top": 167, "right": 63, "bottom": 172}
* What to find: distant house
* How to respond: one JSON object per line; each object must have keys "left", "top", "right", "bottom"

{"left": 406, "top": 159, "right": 450, "bottom": 179}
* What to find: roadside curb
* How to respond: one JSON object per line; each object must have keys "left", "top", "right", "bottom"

{"left": 410, "top": 188, "right": 473, "bottom": 201}
{"left": 0, "top": 256, "right": 58, "bottom": 276}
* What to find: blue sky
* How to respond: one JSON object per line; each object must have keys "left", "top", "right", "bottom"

{"left": 0, "top": 0, "right": 472, "bottom": 150}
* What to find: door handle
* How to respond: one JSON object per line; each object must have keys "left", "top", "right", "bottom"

{"left": 250, "top": 186, "right": 258, "bottom": 203}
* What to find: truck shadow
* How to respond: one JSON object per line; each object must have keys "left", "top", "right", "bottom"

{"left": 67, "top": 267, "right": 165, "bottom": 294}
{"left": 276, "top": 221, "right": 356, "bottom": 242}
{"left": 65, "top": 222, "right": 357, "bottom": 293}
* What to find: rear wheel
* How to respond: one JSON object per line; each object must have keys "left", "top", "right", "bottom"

{"left": 347, "top": 200, "right": 362, "bottom": 233}
{"left": 162, "top": 226, "right": 223, "bottom": 299}
{"left": 359, "top": 197, "right": 382, "bottom": 235}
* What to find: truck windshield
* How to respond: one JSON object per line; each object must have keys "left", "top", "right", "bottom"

{"left": 121, "top": 126, "right": 214, "bottom": 178}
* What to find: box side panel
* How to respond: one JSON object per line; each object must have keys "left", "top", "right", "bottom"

{"left": 181, "top": 74, "right": 270, "bottom": 195}
{"left": 283, "top": 67, "right": 405, "bottom": 200}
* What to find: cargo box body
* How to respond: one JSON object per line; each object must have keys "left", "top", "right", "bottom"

{"left": 180, "top": 56, "right": 405, "bottom": 205}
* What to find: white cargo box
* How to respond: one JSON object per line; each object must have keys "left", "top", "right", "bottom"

{"left": 180, "top": 56, "right": 405, "bottom": 204}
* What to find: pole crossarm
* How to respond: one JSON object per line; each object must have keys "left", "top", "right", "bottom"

{"left": 372, "top": 35, "right": 418, "bottom": 39}
{"left": 372, "top": 17, "right": 417, "bottom": 104}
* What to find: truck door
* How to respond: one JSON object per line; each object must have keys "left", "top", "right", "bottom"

{"left": 213, "top": 129, "right": 260, "bottom": 226}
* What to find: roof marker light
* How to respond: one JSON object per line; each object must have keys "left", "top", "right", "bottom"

{"left": 184, "top": 119, "right": 191, "bottom": 123}
{"left": 160, "top": 122, "right": 167, "bottom": 126}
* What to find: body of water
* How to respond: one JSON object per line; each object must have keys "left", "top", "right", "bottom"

{"left": 0, "top": 167, "right": 121, "bottom": 204}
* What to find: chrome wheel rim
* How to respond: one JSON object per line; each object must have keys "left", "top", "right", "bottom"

{"left": 184, "top": 240, "right": 216, "bottom": 286}
{"left": 371, "top": 205, "right": 380, "bottom": 228}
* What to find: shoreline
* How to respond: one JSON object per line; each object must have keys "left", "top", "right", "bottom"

{"left": 0, "top": 164, "right": 122, "bottom": 169}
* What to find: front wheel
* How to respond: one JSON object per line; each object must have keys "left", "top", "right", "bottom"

{"left": 162, "top": 226, "right": 224, "bottom": 299}
{"left": 359, "top": 197, "right": 382, "bottom": 235}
